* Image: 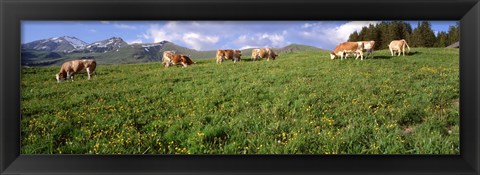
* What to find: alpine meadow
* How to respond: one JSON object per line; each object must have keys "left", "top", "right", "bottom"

{"left": 21, "top": 48, "right": 459, "bottom": 154}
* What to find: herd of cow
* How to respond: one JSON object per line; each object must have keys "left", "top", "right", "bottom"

{"left": 161, "top": 48, "right": 278, "bottom": 68}
{"left": 54, "top": 39, "right": 410, "bottom": 83}
{"left": 330, "top": 39, "right": 411, "bottom": 60}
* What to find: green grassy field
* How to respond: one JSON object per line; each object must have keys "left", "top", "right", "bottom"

{"left": 21, "top": 48, "right": 459, "bottom": 154}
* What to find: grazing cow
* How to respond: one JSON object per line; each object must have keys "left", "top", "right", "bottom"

{"left": 389, "top": 39, "right": 410, "bottom": 56}
{"left": 251, "top": 48, "right": 278, "bottom": 61}
{"left": 162, "top": 51, "right": 195, "bottom": 68}
{"left": 347, "top": 41, "right": 376, "bottom": 59}
{"left": 251, "top": 48, "right": 262, "bottom": 61}
{"left": 216, "top": 49, "right": 241, "bottom": 64}
{"left": 360, "top": 41, "right": 375, "bottom": 58}
{"left": 330, "top": 42, "right": 364, "bottom": 60}
{"left": 162, "top": 50, "right": 176, "bottom": 65}
{"left": 56, "top": 59, "right": 96, "bottom": 83}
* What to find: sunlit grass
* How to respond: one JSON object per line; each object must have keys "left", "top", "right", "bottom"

{"left": 21, "top": 48, "right": 459, "bottom": 154}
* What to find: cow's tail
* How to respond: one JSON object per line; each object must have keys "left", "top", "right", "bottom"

{"left": 91, "top": 60, "right": 97, "bottom": 74}
{"left": 357, "top": 42, "right": 364, "bottom": 51}
{"left": 403, "top": 39, "right": 411, "bottom": 52}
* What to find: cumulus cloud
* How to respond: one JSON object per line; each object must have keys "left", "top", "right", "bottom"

{"left": 141, "top": 21, "right": 379, "bottom": 50}
{"left": 336, "top": 21, "right": 380, "bottom": 41}
{"left": 301, "top": 23, "right": 317, "bottom": 29}
{"left": 147, "top": 25, "right": 180, "bottom": 43}
{"left": 293, "top": 21, "right": 380, "bottom": 49}
{"left": 145, "top": 22, "right": 226, "bottom": 50}
{"left": 182, "top": 32, "right": 219, "bottom": 50}
{"left": 127, "top": 39, "right": 143, "bottom": 44}
{"left": 138, "top": 34, "right": 150, "bottom": 40}
{"left": 114, "top": 24, "right": 137, "bottom": 30}
{"left": 235, "top": 33, "right": 288, "bottom": 49}
{"left": 239, "top": 45, "right": 259, "bottom": 50}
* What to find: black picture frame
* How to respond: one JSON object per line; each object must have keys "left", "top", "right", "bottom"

{"left": 1, "top": 0, "right": 479, "bottom": 174}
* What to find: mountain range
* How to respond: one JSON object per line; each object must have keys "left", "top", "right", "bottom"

{"left": 21, "top": 36, "right": 326, "bottom": 66}
{"left": 22, "top": 36, "right": 87, "bottom": 52}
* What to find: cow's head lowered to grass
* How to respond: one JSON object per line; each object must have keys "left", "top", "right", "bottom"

{"left": 330, "top": 52, "right": 337, "bottom": 59}
{"left": 56, "top": 59, "right": 97, "bottom": 83}
{"left": 163, "top": 51, "right": 195, "bottom": 68}
{"left": 250, "top": 48, "right": 277, "bottom": 61}
{"left": 216, "top": 49, "right": 242, "bottom": 64}
{"left": 55, "top": 72, "right": 66, "bottom": 83}
{"left": 330, "top": 42, "right": 364, "bottom": 60}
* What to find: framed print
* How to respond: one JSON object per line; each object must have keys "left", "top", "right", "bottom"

{"left": 1, "top": 0, "right": 479, "bottom": 174}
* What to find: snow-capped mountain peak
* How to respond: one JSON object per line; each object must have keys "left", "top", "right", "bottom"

{"left": 141, "top": 40, "right": 169, "bottom": 48}
{"left": 61, "top": 36, "right": 87, "bottom": 48}
{"left": 22, "top": 36, "right": 88, "bottom": 52}
{"left": 75, "top": 37, "right": 128, "bottom": 53}
{"left": 45, "top": 36, "right": 87, "bottom": 48}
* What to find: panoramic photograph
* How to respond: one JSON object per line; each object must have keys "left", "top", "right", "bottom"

{"left": 20, "top": 21, "right": 459, "bottom": 154}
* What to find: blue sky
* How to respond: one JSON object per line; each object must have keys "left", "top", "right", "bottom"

{"left": 22, "top": 21, "right": 457, "bottom": 50}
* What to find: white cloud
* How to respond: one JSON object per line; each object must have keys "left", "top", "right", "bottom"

{"left": 302, "top": 23, "right": 316, "bottom": 29}
{"left": 100, "top": 21, "right": 110, "bottom": 24}
{"left": 141, "top": 21, "right": 379, "bottom": 50}
{"left": 239, "top": 45, "right": 258, "bottom": 50}
{"left": 88, "top": 29, "right": 97, "bottom": 33}
{"left": 235, "top": 33, "right": 288, "bottom": 49}
{"left": 127, "top": 39, "right": 143, "bottom": 44}
{"left": 293, "top": 21, "right": 380, "bottom": 49}
{"left": 146, "top": 22, "right": 224, "bottom": 50}
{"left": 114, "top": 24, "right": 137, "bottom": 30}
{"left": 336, "top": 21, "right": 380, "bottom": 41}
{"left": 138, "top": 34, "right": 150, "bottom": 40}
{"left": 147, "top": 24, "right": 180, "bottom": 43}
{"left": 182, "top": 32, "right": 219, "bottom": 50}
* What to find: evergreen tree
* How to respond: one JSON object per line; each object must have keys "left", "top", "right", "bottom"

{"left": 364, "top": 24, "right": 379, "bottom": 42}
{"left": 383, "top": 22, "right": 399, "bottom": 48}
{"left": 348, "top": 31, "right": 359, "bottom": 42}
{"left": 358, "top": 27, "right": 368, "bottom": 41}
{"left": 410, "top": 21, "right": 435, "bottom": 47}
{"left": 446, "top": 24, "right": 459, "bottom": 46}
{"left": 410, "top": 22, "right": 423, "bottom": 47}
{"left": 376, "top": 22, "right": 391, "bottom": 49}
{"left": 392, "top": 21, "right": 404, "bottom": 40}
{"left": 435, "top": 31, "right": 448, "bottom": 47}
{"left": 399, "top": 22, "right": 412, "bottom": 41}
{"left": 345, "top": 21, "right": 459, "bottom": 49}
{"left": 420, "top": 21, "right": 436, "bottom": 47}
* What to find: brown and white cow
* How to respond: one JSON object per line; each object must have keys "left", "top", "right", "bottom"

{"left": 389, "top": 39, "right": 410, "bottom": 56}
{"left": 360, "top": 41, "right": 375, "bottom": 58}
{"left": 162, "top": 50, "right": 176, "bottom": 66}
{"left": 251, "top": 48, "right": 262, "bottom": 61}
{"left": 346, "top": 41, "right": 375, "bottom": 59}
{"left": 216, "top": 49, "right": 241, "bottom": 64}
{"left": 330, "top": 42, "right": 364, "bottom": 60}
{"left": 162, "top": 51, "right": 195, "bottom": 68}
{"left": 251, "top": 48, "right": 278, "bottom": 61}
{"left": 56, "top": 59, "right": 96, "bottom": 83}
